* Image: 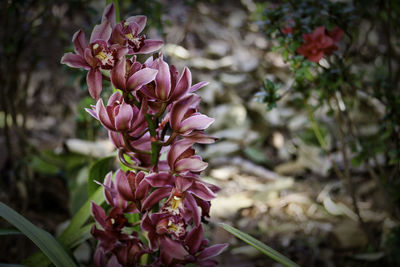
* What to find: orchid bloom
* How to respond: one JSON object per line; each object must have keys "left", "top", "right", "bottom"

{"left": 103, "top": 3, "right": 163, "bottom": 54}
{"left": 64, "top": 3, "right": 227, "bottom": 266}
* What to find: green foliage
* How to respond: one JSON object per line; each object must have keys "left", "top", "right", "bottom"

{"left": 220, "top": 223, "right": 299, "bottom": 267}
{"left": 0, "top": 202, "right": 78, "bottom": 267}
{"left": 87, "top": 156, "right": 115, "bottom": 197}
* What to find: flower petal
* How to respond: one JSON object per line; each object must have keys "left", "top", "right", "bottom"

{"left": 170, "top": 94, "right": 201, "bottom": 130}
{"left": 169, "top": 67, "right": 191, "bottom": 101}
{"left": 189, "top": 181, "right": 216, "bottom": 201}
{"left": 185, "top": 192, "right": 201, "bottom": 227}
{"left": 141, "top": 187, "right": 172, "bottom": 211}
{"left": 115, "top": 101, "right": 133, "bottom": 131}
{"left": 135, "top": 39, "right": 164, "bottom": 54}
{"left": 60, "top": 53, "right": 90, "bottom": 69}
{"left": 175, "top": 157, "right": 208, "bottom": 173}
{"left": 72, "top": 30, "right": 88, "bottom": 57}
{"left": 167, "top": 139, "right": 194, "bottom": 170}
{"left": 102, "top": 3, "right": 116, "bottom": 28}
{"left": 160, "top": 237, "right": 188, "bottom": 261}
{"left": 179, "top": 114, "right": 214, "bottom": 133}
{"left": 127, "top": 68, "right": 158, "bottom": 92}
{"left": 87, "top": 68, "right": 103, "bottom": 100}
{"left": 154, "top": 58, "right": 171, "bottom": 100}
{"left": 115, "top": 169, "right": 134, "bottom": 201}
{"left": 126, "top": 15, "right": 147, "bottom": 33}
{"left": 186, "top": 225, "right": 203, "bottom": 253}
{"left": 90, "top": 20, "right": 112, "bottom": 43}
{"left": 145, "top": 172, "right": 174, "bottom": 187}
{"left": 190, "top": 81, "right": 209, "bottom": 93}
{"left": 96, "top": 99, "right": 114, "bottom": 130}
{"left": 91, "top": 202, "right": 107, "bottom": 228}
{"left": 111, "top": 59, "right": 127, "bottom": 90}
{"left": 197, "top": 244, "right": 228, "bottom": 260}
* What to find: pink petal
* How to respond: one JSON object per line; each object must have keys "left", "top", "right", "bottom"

{"left": 190, "top": 81, "right": 209, "bottom": 93}
{"left": 87, "top": 68, "right": 103, "bottom": 100}
{"left": 60, "top": 53, "right": 90, "bottom": 69}
{"left": 84, "top": 48, "right": 99, "bottom": 68}
{"left": 169, "top": 67, "right": 191, "bottom": 101}
{"left": 135, "top": 39, "right": 164, "bottom": 54}
{"left": 127, "top": 68, "right": 158, "bottom": 92}
{"left": 108, "top": 131, "right": 124, "bottom": 149}
{"left": 179, "top": 114, "right": 214, "bottom": 133}
{"left": 107, "top": 91, "right": 123, "bottom": 106}
{"left": 84, "top": 106, "right": 98, "bottom": 119}
{"left": 96, "top": 99, "right": 114, "bottom": 130}
{"left": 90, "top": 20, "right": 112, "bottom": 43}
{"left": 111, "top": 59, "right": 127, "bottom": 90}
{"left": 72, "top": 30, "right": 87, "bottom": 57}
{"left": 102, "top": 3, "right": 116, "bottom": 28}
{"left": 167, "top": 139, "right": 194, "bottom": 170}
{"left": 170, "top": 94, "right": 201, "bottom": 130}
{"left": 197, "top": 244, "right": 228, "bottom": 260}
{"left": 154, "top": 58, "right": 171, "bottom": 100}
{"left": 115, "top": 101, "right": 133, "bottom": 131}
{"left": 115, "top": 169, "right": 134, "bottom": 201}
{"left": 126, "top": 15, "right": 147, "bottom": 33}
{"left": 189, "top": 181, "right": 216, "bottom": 201}
{"left": 175, "top": 157, "right": 208, "bottom": 173}
{"left": 183, "top": 131, "right": 217, "bottom": 144}
{"left": 175, "top": 175, "right": 194, "bottom": 193}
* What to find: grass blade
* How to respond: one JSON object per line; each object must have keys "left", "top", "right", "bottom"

{"left": 219, "top": 223, "right": 299, "bottom": 267}
{"left": 0, "top": 202, "right": 77, "bottom": 267}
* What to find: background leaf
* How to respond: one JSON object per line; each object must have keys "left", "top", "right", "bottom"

{"left": 219, "top": 223, "right": 299, "bottom": 267}
{"left": 0, "top": 202, "right": 77, "bottom": 267}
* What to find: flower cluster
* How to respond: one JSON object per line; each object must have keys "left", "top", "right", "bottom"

{"left": 62, "top": 4, "right": 227, "bottom": 266}
{"left": 296, "top": 26, "right": 343, "bottom": 62}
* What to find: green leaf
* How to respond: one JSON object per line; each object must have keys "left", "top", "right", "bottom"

{"left": 24, "top": 186, "right": 105, "bottom": 267}
{"left": 59, "top": 186, "right": 105, "bottom": 245}
{"left": 0, "top": 202, "right": 77, "bottom": 267}
{"left": 219, "top": 223, "right": 299, "bottom": 267}
{"left": 0, "top": 227, "right": 21, "bottom": 235}
{"left": 87, "top": 156, "right": 115, "bottom": 197}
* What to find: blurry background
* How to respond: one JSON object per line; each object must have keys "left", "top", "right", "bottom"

{"left": 1, "top": 0, "right": 399, "bottom": 266}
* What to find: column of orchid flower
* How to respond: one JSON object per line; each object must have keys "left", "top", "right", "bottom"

{"left": 61, "top": 3, "right": 227, "bottom": 267}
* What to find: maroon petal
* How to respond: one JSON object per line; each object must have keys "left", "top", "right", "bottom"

{"left": 141, "top": 187, "right": 172, "bottom": 211}
{"left": 186, "top": 225, "right": 203, "bottom": 253}
{"left": 189, "top": 181, "right": 216, "bottom": 201}
{"left": 160, "top": 237, "right": 188, "bottom": 260}
{"left": 90, "top": 20, "right": 112, "bottom": 43}
{"left": 115, "top": 101, "right": 133, "bottom": 131}
{"left": 179, "top": 114, "right": 214, "bottom": 133}
{"left": 136, "top": 39, "right": 164, "bottom": 54}
{"left": 127, "top": 68, "right": 158, "bottom": 92}
{"left": 91, "top": 202, "right": 107, "bottom": 228}
{"left": 175, "top": 175, "right": 193, "bottom": 192}
{"left": 72, "top": 30, "right": 88, "bottom": 57}
{"left": 185, "top": 193, "right": 201, "bottom": 226}
{"left": 102, "top": 3, "right": 116, "bottom": 28}
{"left": 145, "top": 172, "right": 174, "bottom": 187}
{"left": 111, "top": 59, "right": 127, "bottom": 90}
{"left": 87, "top": 68, "right": 103, "bottom": 100}
{"left": 60, "top": 53, "right": 90, "bottom": 69}
{"left": 84, "top": 48, "right": 99, "bottom": 68}
{"left": 109, "top": 131, "right": 124, "bottom": 149}
{"left": 175, "top": 157, "right": 208, "bottom": 173}
{"left": 170, "top": 67, "right": 191, "bottom": 101}
{"left": 126, "top": 15, "right": 147, "bottom": 33}
{"left": 190, "top": 81, "right": 209, "bottom": 93}
{"left": 154, "top": 58, "right": 171, "bottom": 100}
{"left": 197, "top": 244, "right": 228, "bottom": 260}
{"left": 115, "top": 169, "right": 134, "bottom": 201}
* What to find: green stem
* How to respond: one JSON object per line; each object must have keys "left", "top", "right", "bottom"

{"left": 305, "top": 102, "right": 327, "bottom": 151}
